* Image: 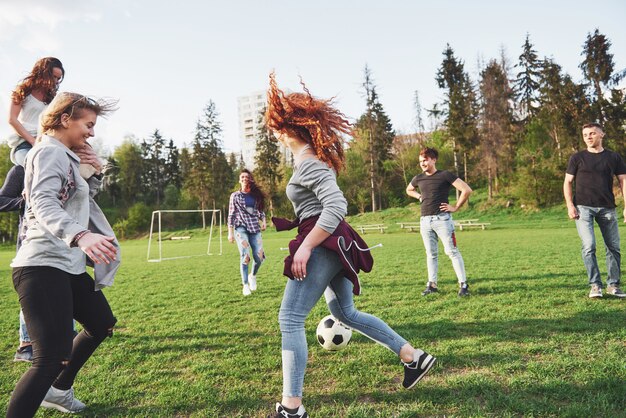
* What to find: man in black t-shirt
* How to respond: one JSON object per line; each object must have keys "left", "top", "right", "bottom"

{"left": 406, "top": 147, "right": 473, "bottom": 296}
{"left": 564, "top": 122, "right": 626, "bottom": 298}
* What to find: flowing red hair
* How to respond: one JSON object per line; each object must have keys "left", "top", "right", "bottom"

{"left": 265, "top": 72, "right": 351, "bottom": 172}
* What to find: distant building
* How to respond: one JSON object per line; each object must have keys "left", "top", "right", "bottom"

{"left": 238, "top": 91, "right": 266, "bottom": 169}
{"left": 237, "top": 90, "right": 293, "bottom": 169}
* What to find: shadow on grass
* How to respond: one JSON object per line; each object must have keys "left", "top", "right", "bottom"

{"left": 299, "top": 376, "right": 625, "bottom": 417}
{"left": 394, "top": 309, "right": 625, "bottom": 343}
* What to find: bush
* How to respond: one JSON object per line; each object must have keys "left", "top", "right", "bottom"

{"left": 126, "top": 202, "right": 153, "bottom": 235}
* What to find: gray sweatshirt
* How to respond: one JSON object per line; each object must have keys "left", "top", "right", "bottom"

{"left": 286, "top": 158, "right": 348, "bottom": 233}
{"left": 11, "top": 135, "right": 102, "bottom": 275}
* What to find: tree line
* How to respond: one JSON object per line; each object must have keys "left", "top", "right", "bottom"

{"left": 1, "top": 29, "right": 624, "bottom": 241}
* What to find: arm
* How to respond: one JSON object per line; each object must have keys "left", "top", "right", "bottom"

{"left": 441, "top": 178, "right": 473, "bottom": 213}
{"left": 8, "top": 101, "right": 36, "bottom": 145}
{"left": 259, "top": 210, "right": 267, "bottom": 231}
{"left": 227, "top": 193, "right": 236, "bottom": 243}
{"left": 563, "top": 173, "right": 578, "bottom": 220}
{"left": 72, "top": 144, "right": 103, "bottom": 197}
{"left": 618, "top": 174, "right": 626, "bottom": 222}
{"left": 406, "top": 182, "right": 422, "bottom": 201}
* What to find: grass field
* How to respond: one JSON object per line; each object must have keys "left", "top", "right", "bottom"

{"left": 0, "top": 217, "right": 625, "bottom": 417}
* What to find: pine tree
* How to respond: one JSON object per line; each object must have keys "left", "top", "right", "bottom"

{"left": 253, "top": 107, "right": 282, "bottom": 214}
{"left": 515, "top": 33, "right": 541, "bottom": 122}
{"left": 185, "top": 101, "right": 232, "bottom": 218}
{"left": 580, "top": 28, "right": 615, "bottom": 122}
{"left": 141, "top": 129, "right": 166, "bottom": 206}
{"left": 355, "top": 64, "right": 396, "bottom": 211}
{"left": 479, "top": 59, "right": 515, "bottom": 199}
{"left": 164, "top": 139, "right": 181, "bottom": 189}
{"left": 435, "top": 44, "right": 479, "bottom": 186}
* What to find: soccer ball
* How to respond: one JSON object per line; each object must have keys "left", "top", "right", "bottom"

{"left": 316, "top": 315, "right": 352, "bottom": 351}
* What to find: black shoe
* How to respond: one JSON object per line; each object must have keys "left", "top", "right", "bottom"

{"left": 458, "top": 283, "right": 470, "bottom": 297}
{"left": 270, "top": 402, "right": 308, "bottom": 418}
{"left": 421, "top": 282, "right": 439, "bottom": 296}
{"left": 402, "top": 349, "right": 436, "bottom": 389}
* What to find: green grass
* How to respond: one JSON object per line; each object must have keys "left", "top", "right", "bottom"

{"left": 0, "top": 222, "right": 625, "bottom": 417}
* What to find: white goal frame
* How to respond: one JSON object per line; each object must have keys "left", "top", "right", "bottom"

{"left": 147, "top": 209, "right": 223, "bottom": 262}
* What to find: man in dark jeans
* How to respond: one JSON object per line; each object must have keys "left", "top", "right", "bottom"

{"left": 564, "top": 122, "right": 626, "bottom": 298}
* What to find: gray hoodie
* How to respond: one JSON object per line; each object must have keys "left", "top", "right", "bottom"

{"left": 11, "top": 135, "right": 120, "bottom": 289}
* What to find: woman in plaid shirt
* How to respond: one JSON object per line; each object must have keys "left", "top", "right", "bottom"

{"left": 227, "top": 169, "right": 267, "bottom": 296}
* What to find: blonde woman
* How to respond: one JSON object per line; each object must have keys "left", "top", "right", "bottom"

{"left": 8, "top": 93, "right": 119, "bottom": 417}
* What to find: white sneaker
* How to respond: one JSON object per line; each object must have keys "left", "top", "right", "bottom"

{"left": 589, "top": 284, "right": 603, "bottom": 298}
{"left": 242, "top": 284, "right": 251, "bottom": 296}
{"left": 41, "top": 386, "right": 86, "bottom": 413}
{"left": 249, "top": 274, "right": 257, "bottom": 291}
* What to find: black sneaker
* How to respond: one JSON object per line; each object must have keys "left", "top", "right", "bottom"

{"left": 270, "top": 402, "right": 308, "bottom": 418}
{"left": 13, "top": 345, "right": 33, "bottom": 362}
{"left": 421, "top": 282, "right": 438, "bottom": 296}
{"left": 458, "top": 283, "right": 470, "bottom": 297}
{"left": 402, "top": 349, "right": 436, "bottom": 389}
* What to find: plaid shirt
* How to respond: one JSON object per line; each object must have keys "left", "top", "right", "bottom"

{"left": 227, "top": 191, "right": 266, "bottom": 233}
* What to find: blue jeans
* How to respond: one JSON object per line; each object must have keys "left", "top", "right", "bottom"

{"left": 575, "top": 205, "right": 621, "bottom": 287}
{"left": 19, "top": 309, "right": 30, "bottom": 343}
{"left": 278, "top": 246, "right": 408, "bottom": 397}
{"left": 420, "top": 213, "right": 467, "bottom": 284}
{"left": 234, "top": 226, "right": 264, "bottom": 285}
{"left": 11, "top": 141, "right": 32, "bottom": 167}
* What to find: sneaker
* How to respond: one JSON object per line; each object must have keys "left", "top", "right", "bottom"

{"left": 606, "top": 285, "right": 626, "bottom": 298}
{"left": 41, "top": 386, "right": 86, "bottom": 414}
{"left": 270, "top": 402, "right": 308, "bottom": 418}
{"left": 13, "top": 345, "right": 33, "bottom": 363}
{"left": 402, "top": 349, "right": 436, "bottom": 389}
{"left": 249, "top": 274, "right": 257, "bottom": 291}
{"left": 421, "top": 282, "right": 438, "bottom": 296}
{"left": 243, "top": 284, "right": 251, "bottom": 296}
{"left": 458, "top": 282, "right": 470, "bottom": 297}
{"left": 589, "top": 284, "right": 603, "bottom": 298}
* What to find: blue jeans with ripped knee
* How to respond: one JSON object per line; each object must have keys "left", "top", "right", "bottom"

{"left": 278, "top": 246, "right": 408, "bottom": 398}
{"left": 234, "top": 226, "right": 265, "bottom": 285}
{"left": 420, "top": 213, "right": 467, "bottom": 284}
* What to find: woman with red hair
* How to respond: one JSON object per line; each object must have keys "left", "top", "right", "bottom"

{"left": 266, "top": 73, "right": 436, "bottom": 418}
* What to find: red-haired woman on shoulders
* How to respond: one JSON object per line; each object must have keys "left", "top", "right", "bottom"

{"left": 265, "top": 73, "right": 436, "bottom": 418}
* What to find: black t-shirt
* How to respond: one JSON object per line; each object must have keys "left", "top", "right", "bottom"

{"left": 566, "top": 149, "right": 626, "bottom": 208}
{"left": 410, "top": 170, "right": 459, "bottom": 216}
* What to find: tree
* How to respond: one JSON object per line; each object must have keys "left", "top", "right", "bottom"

{"left": 515, "top": 33, "right": 542, "bottom": 122}
{"left": 185, "top": 101, "right": 233, "bottom": 222}
{"left": 253, "top": 107, "right": 282, "bottom": 214}
{"left": 112, "top": 137, "right": 144, "bottom": 208}
{"left": 537, "top": 59, "right": 591, "bottom": 161}
{"left": 413, "top": 90, "right": 426, "bottom": 134}
{"left": 580, "top": 28, "right": 616, "bottom": 122}
{"left": 435, "top": 44, "right": 479, "bottom": 188}
{"left": 141, "top": 129, "right": 166, "bottom": 206}
{"left": 354, "top": 64, "right": 396, "bottom": 211}
{"left": 164, "top": 139, "right": 181, "bottom": 189}
{"left": 478, "top": 59, "right": 515, "bottom": 199}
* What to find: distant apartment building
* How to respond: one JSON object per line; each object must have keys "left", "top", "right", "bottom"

{"left": 237, "top": 90, "right": 292, "bottom": 169}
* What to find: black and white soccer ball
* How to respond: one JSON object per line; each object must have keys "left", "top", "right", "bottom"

{"left": 316, "top": 315, "right": 352, "bottom": 351}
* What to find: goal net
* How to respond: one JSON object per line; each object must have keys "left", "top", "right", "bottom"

{"left": 146, "top": 209, "right": 223, "bottom": 262}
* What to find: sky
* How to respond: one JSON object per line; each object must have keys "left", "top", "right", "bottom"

{"left": 1, "top": 0, "right": 625, "bottom": 156}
